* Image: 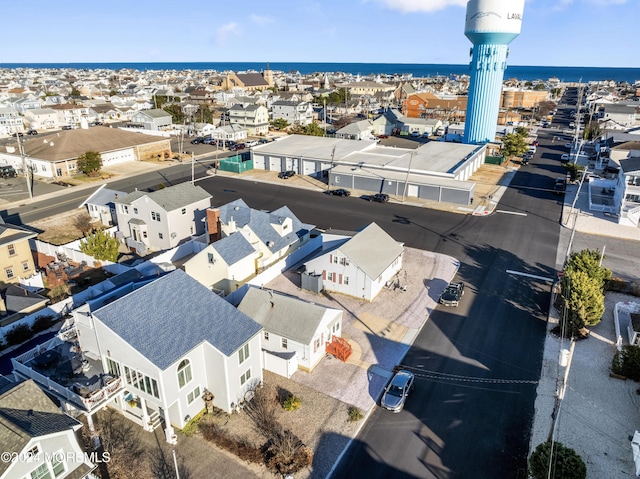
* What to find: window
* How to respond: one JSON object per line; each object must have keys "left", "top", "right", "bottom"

{"left": 187, "top": 386, "right": 201, "bottom": 404}
{"left": 106, "top": 358, "right": 121, "bottom": 377}
{"left": 7, "top": 243, "right": 15, "bottom": 256}
{"left": 238, "top": 343, "right": 250, "bottom": 364}
{"left": 344, "top": 276, "right": 349, "bottom": 285}
{"left": 158, "top": 233, "right": 163, "bottom": 239}
{"left": 240, "top": 368, "right": 251, "bottom": 386}
{"left": 22, "top": 261, "right": 30, "bottom": 272}
{"left": 5, "top": 268, "right": 14, "bottom": 280}
{"left": 281, "top": 338, "right": 288, "bottom": 349}
{"left": 327, "top": 272, "right": 333, "bottom": 281}
{"left": 121, "top": 205, "right": 129, "bottom": 214}
{"left": 30, "top": 463, "right": 51, "bottom": 479}
{"left": 263, "top": 331, "right": 269, "bottom": 341}
{"left": 151, "top": 211, "right": 161, "bottom": 222}
{"left": 26, "top": 445, "right": 40, "bottom": 458}
{"left": 51, "top": 451, "right": 65, "bottom": 477}
{"left": 177, "top": 359, "right": 192, "bottom": 388}
{"left": 333, "top": 256, "right": 338, "bottom": 264}
{"left": 123, "top": 365, "right": 159, "bottom": 398}
{"left": 181, "top": 208, "right": 186, "bottom": 215}
{"left": 133, "top": 207, "right": 138, "bottom": 214}
{"left": 142, "top": 230, "right": 148, "bottom": 239}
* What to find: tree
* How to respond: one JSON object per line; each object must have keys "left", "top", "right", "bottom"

{"left": 562, "top": 162, "right": 584, "bottom": 182}
{"left": 565, "top": 249, "right": 611, "bottom": 287}
{"left": 501, "top": 132, "right": 529, "bottom": 159}
{"left": 561, "top": 270, "right": 605, "bottom": 336}
{"left": 76, "top": 151, "right": 103, "bottom": 177}
{"left": 290, "top": 121, "right": 325, "bottom": 137}
{"left": 163, "top": 104, "right": 184, "bottom": 124}
{"left": 582, "top": 121, "right": 601, "bottom": 141}
{"left": 270, "top": 118, "right": 290, "bottom": 130}
{"left": 79, "top": 229, "right": 119, "bottom": 262}
{"left": 70, "top": 86, "right": 81, "bottom": 97}
{"left": 514, "top": 126, "right": 529, "bottom": 138}
{"left": 529, "top": 441, "right": 586, "bottom": 479}
{"left": 533, "top": 83, "right": 547, "bottom": 91}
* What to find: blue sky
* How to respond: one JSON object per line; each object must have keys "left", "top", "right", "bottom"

{"left": 3, "top": 0, "right": 637, "bottom": 68}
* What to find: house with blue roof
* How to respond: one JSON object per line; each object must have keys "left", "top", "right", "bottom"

{"left": 73, "top": 269, "right": 263, "bottom": 444}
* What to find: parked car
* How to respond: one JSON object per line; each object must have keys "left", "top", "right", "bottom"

{"left": 61, "top": 125, "right": 74, "bottom": 130}
{"left": 564, "top": 142, "right": 572, "bottom": 149}
{"left": 245, "top": 140, "right": 258, "bottom": 147}
{"left": 231, "top": 143, "right": 246, "bottom": 151}
{"left": 368, "top": 193, "right": 389, "bottom": 203}
{"left": 439, "top": 281, "right": 465, "bottom": 307}
{"left": 278, "top": 170, "right": 295, "bottom": 179}
{"left": 11, "top": 132, "right": 23, "bottom": 137}
{"left": 410, "top": 131, "right": 421, "bottom": 137}
{"left": 258, "top": 138, "right": 270, "bottom": 144}
{"left": 560, "top": 154, "right": 570, "bottom": 162}
{"left": 325, "top": 188, "right": 350, "bottom": 196}
{"left": 381, "top": 369, "right": 415, "bottom": 413}
{"left": 26, "top": 129, "right": 38, "bottom": 135}
{"left": 190, "top": 137, "right": 204, "bottom": 144}
{"left": 554, "top": 177, "right": 567, "bottom": 195}
{"left": 0, "top": 165, "right": 17, "bottom": 178}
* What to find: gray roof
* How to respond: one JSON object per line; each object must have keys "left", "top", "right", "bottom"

{"left": 340, "top": 223, "right": 403, "bottom": 279}
{"left": 0, "top": 380, "right": 81, "bottom": 474}
{"left": 85, "top": 186, "right": 127, "bottom": 208}
{"left": 238, "top": 287, "right": 338, "bottom": 344}
{"left": 93, "top": 269, "right": 262, "bottom": 369}
{"left": 619, "top": 157, "right": 640, "bottom": 174}
{"left": 3, "top": 285, "right": 48, "bottom": 313}
{"left": 135, "top": 108, "right": 172, "bottom": 119}
{"left": 336, "top": 119, "right": 373, "bottom": 135}
{"left": 218, "top": 199, "right": 315, "bottom": 253}
{"left": 0, "top": 219, "right": 38, "bottom": 247}
{"left": 116, "top": 183, "right": 211, "bottom": 212}
{"left": 212, "top": 233, "right": 256, "bottom": 266}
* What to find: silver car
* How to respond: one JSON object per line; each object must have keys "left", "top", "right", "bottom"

{"left": 381, "top": 370, "right": 415, "bottom": 413}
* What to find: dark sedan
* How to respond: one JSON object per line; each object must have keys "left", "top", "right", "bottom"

{"left": 278, "top": 170, "right": 296, "bottom": 179}
{"left": 325, "top": 188, "right": 351, "bottom": 196}
{"left": 439, "top": 281, "right": 465, "bottom": 307}
{"left": 368, "top": 193, "right": 389, "bottom": 203}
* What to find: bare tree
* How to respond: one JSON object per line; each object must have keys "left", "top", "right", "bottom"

{"left": 73, "top": 211, "right": 95, "bottom": 236}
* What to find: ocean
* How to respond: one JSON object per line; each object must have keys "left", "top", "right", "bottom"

{"left": 1, "top": 62, "right": 639, "bottom": 84}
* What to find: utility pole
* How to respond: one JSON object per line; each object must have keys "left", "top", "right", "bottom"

{"left": 16, "top": 134, "right": 33, "bottom": 199}
{"left": 191, "top": 152, "right": 195, "bottom": 185}
{"left": 548, "top": 339, "right": 575, "bottom": 441}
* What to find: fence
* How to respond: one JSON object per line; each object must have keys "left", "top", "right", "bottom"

{"left": 0, "top": 298, "right": 73, "bottom": 342}
{"left": 30, "top": 226, "right": 118, "bottom": 268}
{"left": 485, "top": 156, "right": 504, "bottom": 165}
{"left": 220, "top": 154, "right": 253, "bottom": 173}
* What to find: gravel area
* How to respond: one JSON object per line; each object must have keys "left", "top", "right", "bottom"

{"left": 529, "top": 291, "right": 640, "bottom": 478}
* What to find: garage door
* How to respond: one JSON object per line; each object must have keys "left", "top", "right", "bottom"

{"left": 303, "top": 160, "right": 317, "bottom": 176}
{"left": 269, "top": 157, "right": 282, "bottom": 172}
{"left": 253, "top": 154, "right": 265, "bottom": 170}
{"left": 407, "top": 184, "right": 419, "bottom": 198}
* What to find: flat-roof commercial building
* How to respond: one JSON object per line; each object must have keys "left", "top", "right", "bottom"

{"left": 251, "top": 135, "right": 485, "bottom": 206}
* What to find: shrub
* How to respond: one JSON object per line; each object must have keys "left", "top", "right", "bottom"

{"left": 5, "top": 324, "right": 32, "bottom": 346}
{"left": 348, "top": 406, "right": 363, "bottom": 422}
{"left": 180, "top": 408, "right": 206, "bottom": 436}
{"left": 612, "top": 345, "right": 640, "bottom": 381}
{"left": 529, "top": 441, "right": 586, "bottom": 479}
{"left": 282, "top": 394, "right": 301, "bottom": 411}
{"left": 31, "top": 315, "right": 55, "bottom": 334}
{"left": 604, "top": 277, "right": 628, "bottom": 292}
{"left": 200, "top": 423, "right": 263, "bottom": 464}
{"left": 265, "top": 428, "right": 312, "bottom": 475}
{"left": 244, "top": 384, "right": 280, "bottom": 438}
{"left": 631, "top": 281, "right": 640, "bottom": 297}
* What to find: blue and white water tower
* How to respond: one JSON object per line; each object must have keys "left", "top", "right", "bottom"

{"left": 463, "top": 0, "right": 525, "bottom": 145}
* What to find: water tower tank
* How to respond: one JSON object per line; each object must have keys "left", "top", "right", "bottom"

{"left": 465, "top": 0, "right": 524, "bottom": 45}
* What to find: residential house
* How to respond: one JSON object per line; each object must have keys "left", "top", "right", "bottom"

{"left": 81, "top": 185, "right": 127, "bottom": 226}
{"left": 0, "top": 284, "right": 48, "bottom": 329}
{"left": 238, "top": 287, "right": 343, "bottom": 375}
{"left": 501, "top": 89, "right": 549, "bottom": 109}
{"left": 49, "top": 104, "right": 94, "bottom": 128}
{"left": 183, "top": 201, "right": 315, "bottom": 292}
{"left": 0, "top": 379, "right": 97, "bottom": 479}
{"left": 228, "top": 104, "right": 269, "bottom": 136}
{"left": 303, "top": 223, "right": 404, "bottom": 301}
{"left": 212, "top": 124, "right": 247, "bottom": 142}
{"left": 613, "top": 151, "right": 640, "bottom": 226}
{"left": 403, "top": 92, "right": 467, "bottom": 123}
{"left": 335, "top": 119, "right": 376, "bottom": 141}
{"left": 600, "top": 104, "right": 640, "bottom": 128}
{"left": 0, "top": 218, "right": 37, "bottom": 285}
{"left": 340, "top": 80, "right": 395, "bottom": 96}
{"left": 130, "top": 109, "right": 173, "bottom": 130}
{"left": 115, "top": 183, "right": 212, "bottom": 254}
{"left": 271, "top": 101, "right": 314, "bottom": 126}
{"left": 23, "top": 108, "right": 59, "bottom": 130}
{"left": 73, "top": 269, "right": 263, "bottom": 443}
{"left": 0, "top": 107, "right": 23, "bottom": 135}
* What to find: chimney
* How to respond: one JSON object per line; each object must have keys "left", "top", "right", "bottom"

{"left": 206, "top": 208, "right": 221, "bottom": 243}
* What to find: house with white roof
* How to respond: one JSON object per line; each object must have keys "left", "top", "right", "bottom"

{"left": 335, "top": 119, "right": 377, "bottom": 141}
{"left": 303, "top": 223, "right": 404, "bottom": 301}
{"left": 238, "top": 287, "right": 343, "bottom": 375}
{"left": 0, "top": 379, "right": 97, "bottom": 479}
{"left": 115, "top": 183, "right": 212, "bottom": 254}
{"left": 130, "top": 108, "right": 173, "bottom": 130}
{"left": 73, "top": 269, "right": 263, "bottom": 444}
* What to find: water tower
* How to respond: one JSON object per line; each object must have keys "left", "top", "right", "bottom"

{"left": 463, "top": 0, "right": 525, "bottom": 145}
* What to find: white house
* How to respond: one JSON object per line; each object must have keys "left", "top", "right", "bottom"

{"left": 335, "top": 119, "right": 377, "bottom": 141}
{"left": 115, "top": 183, "right": 212, "bottom": 254}
{"left": 614, "top": 154, "right": 640, "bottom": 226}
{"left": 228, "top": 104, "right": 269, "bottom": 136}
{"left": 0, "top": 379, "right": 97, "bottom": 479}
{"left": 23, "top": 108, "right": 59, "bottom": 130}
{"left": 238, "top": 287, "right": 343, "bottom": 375}
{"left": 81, "top": 185, "right": 127, "bottom": 226}
{"left": 304, "top": 223, "right": 404, "bottom": 301}
{"left": 271, "top": 101, "right": 314, "bottom": 126}
{"left": 130, "top": 109, "right": 173, "bottom": 130}
{"left": 74, "top": 269, "right": 263, "bottom": 444}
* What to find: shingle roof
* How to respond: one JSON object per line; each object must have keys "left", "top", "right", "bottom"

{"left": 93, "top": 269, "right": 262, "bottom": 369}
{"left": 0, "top": 380, "right": 81, "bottom": 475}
{"left": 84, "top": 186, "right": 127, "bottom": 208}
{"left": 212, "top": 233, "right": 256, "bottom": 266}
{"left": 3, "top": 285, "right": 47, "bottom": 314}
{"left": 340, "top": 223, "right": 404, "bottom": 279}
{"left": 116, "top": 183, "right": 211, "bottom": 212}
{"left": 0, "top": 219, "right": 38, "bottom": 247}
{"left": 218, "top": 199, "right": 314, "bottom": 253}
{"left": 238, "top": 287, "right": 338, "bottom": 344}
{"left": 236, "top": 73, "right": 269, "bottom": 88}
{"left": 619, "top": 157, "right": 640, "bottom": 174}
{"left": 135, "top": 108, "right": 172, "bottom": 119}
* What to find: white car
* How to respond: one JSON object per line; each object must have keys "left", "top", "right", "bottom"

{"left": 564, "top": 142, "right": 572, "bottom": 149}
{"left": 561, "top": 154, "right": 570, "bottom": 162}
{"left": 244, "top": 140, "right": 258, "bottom": 147}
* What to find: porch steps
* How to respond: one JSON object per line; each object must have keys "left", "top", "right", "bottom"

{"left": 147, "top": 410, "right": 163, "bottom": 430}
{"left": 326, "top": 336, "right": 352, "bottom": 362}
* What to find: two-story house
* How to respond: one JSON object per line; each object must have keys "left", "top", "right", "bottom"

{"left": 303, "top": 223, "right": 404, "bottom": 301}
{"left": 271, "top": 101, "right": 314, "bottom": 127}
{"left": 73, "top": 269, "right": 263, "bottom": 443}
{"left": 228, "top": 104, "right": 269, "bottom": 136}
{"left": 0, "top": 218, "right": 38, "bottom": 286}
{"left": 614, "top": 155, "right": 640, "bottom": 227}
{"left": 115, "top": 183, "right": 212, "bottom": 254}
{"left": 183, "top": 201, "right": 315, "bottom": 292}
{"left": 0, "top": 379, "right": 97, "bottom": 479}
{"left": 23, "top": 108, "right": 59, "bottom": 130}
{"left": 129, "top": 109, "right": 173, "bottom": 131}
{"left": 82, "top": 185, "right": 127, "bottom": 227}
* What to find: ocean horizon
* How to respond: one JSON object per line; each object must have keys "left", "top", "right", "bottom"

{"left": 1, "top": 62, "right": 639, "bottom": 84}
